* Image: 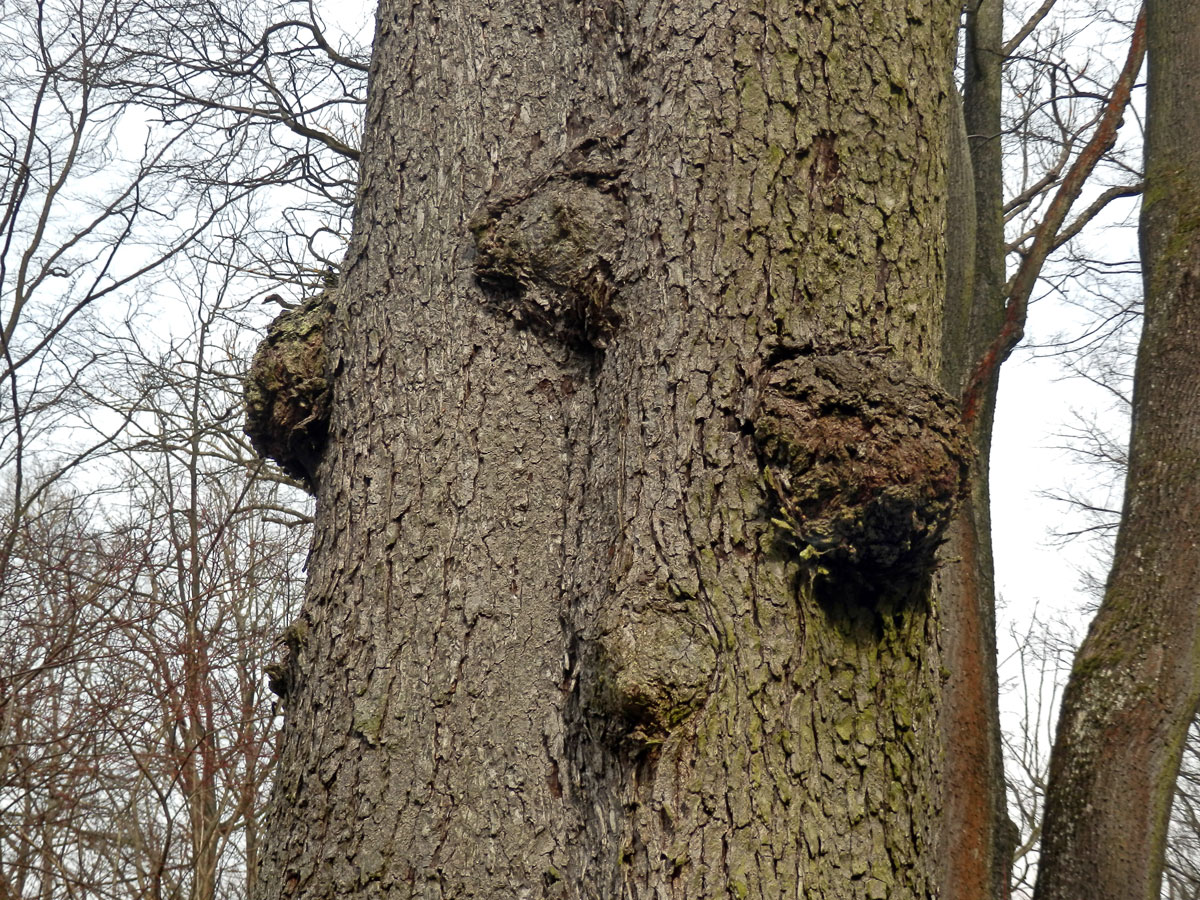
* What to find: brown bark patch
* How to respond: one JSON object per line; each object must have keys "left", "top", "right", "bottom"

{"left": 754, "top": 348, "right": 969, "bottom": 578}
{"left": 244, "top": 296, "right": 332, "bottom": 488}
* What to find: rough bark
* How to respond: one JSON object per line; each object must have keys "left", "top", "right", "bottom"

{"left": 1033, "top": 3, "right": 1200, "bottom": 898}
{"left": 250, "top": 0, "right": 968, "bottom": 897}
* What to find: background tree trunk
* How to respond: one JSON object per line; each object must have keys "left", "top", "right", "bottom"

{"left": 252, "top": 0, "right": 972, "bottom": 897}
{"left": 935, "top": 2, "right": 1017, "bottom": 898}
{"left": 1033, "top": 3, "right": 1200, "bottom": 898}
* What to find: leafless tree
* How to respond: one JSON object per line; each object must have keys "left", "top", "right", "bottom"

{"left": 0, "top": 0, "right": 357, "bottom": 894}
{"left": 0, "top": 267, "right": 311, "bottom": 900}
{"left": 101, "top": 0, "right": 371, "bottom": 297}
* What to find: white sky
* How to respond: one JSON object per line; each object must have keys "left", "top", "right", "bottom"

{"left": 993, "top": 344, "right": 1126, "bottom": 626}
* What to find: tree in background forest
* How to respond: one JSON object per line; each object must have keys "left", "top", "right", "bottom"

{"left": 0, "top": 318, "right": 309, "bottom": 899}
{"left": 1033, "top": 2, "right": 1200, "bottom": 898}
{"left": 0, "top": 0, "right": 366, "bottom": 896}
{"left": 0, "top": 272, "right": 314, "bottom": 900}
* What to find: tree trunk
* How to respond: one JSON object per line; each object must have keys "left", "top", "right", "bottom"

{"left": 1034, "top": 3, "right": 1200, "bottom": 898}
{"left": 935, "top": 3, "right": 1016, "bottom": 899}
{"left": 250, "top": 0, "right": 972, "bottom": 896}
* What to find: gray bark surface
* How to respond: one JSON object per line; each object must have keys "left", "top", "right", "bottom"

{"left": 251, "top": 0, "right": 967, "bottom": 897}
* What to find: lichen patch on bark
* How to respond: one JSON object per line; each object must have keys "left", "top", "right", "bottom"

{"left": 754, "top": 347, "right": 970, "bottom": 577}
{"left": 244, "top": 295, "right": 333, "bottom": 488}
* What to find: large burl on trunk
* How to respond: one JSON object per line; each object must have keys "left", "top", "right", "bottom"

{"left": 250, "top": 0, "right": 970, "bottom": 897}
{"left": 754, "top": 348, "right": 968, "bottom": 576}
